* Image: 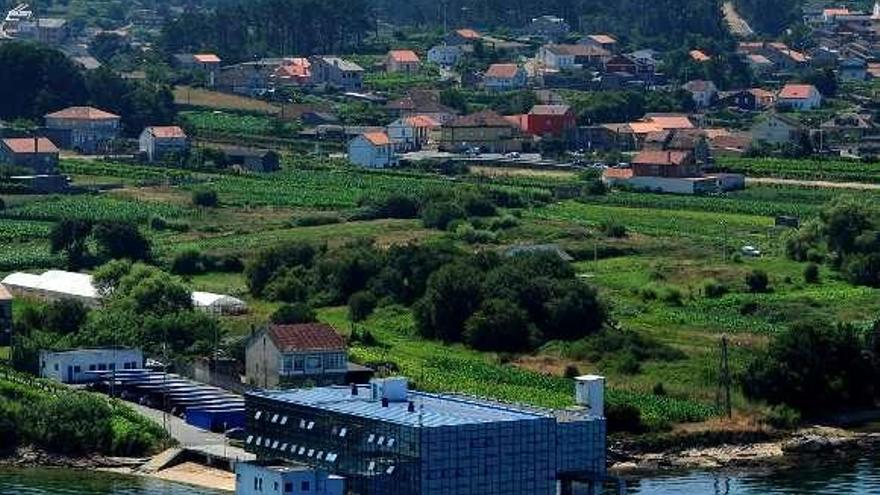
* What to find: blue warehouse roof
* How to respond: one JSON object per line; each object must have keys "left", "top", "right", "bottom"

{"left": 248, "top": 385, "right": 596, "bottom": 428}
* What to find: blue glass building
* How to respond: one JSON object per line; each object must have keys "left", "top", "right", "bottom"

{"left": 244, "top": 377, "right": 606, "bottom": 495}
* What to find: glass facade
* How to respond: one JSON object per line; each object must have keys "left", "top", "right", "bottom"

{"left": 245, "top": 391, "right": 605, "bottom": 495}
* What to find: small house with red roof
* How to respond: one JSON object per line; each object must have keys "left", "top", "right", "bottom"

{"left": 580, "top": 34, "right": 618, "bottom": 53}
{"left": 777, "top": 84, "right": 822, "bottom": 111}
{"left": 445, "top": 28, "right": 482, "bottom": 46}
{"left": 44, "top": 106, "right": 121, "bottom": 154}
{"left": 246, "top": 323, "right": 349, "bottom": 388}
{"left": 0, "top": 137, "right": 59, "bottom": 173}
{"left": 348, "top": 131, "right": 398, "bottom": 168}
{"left": 386, "top": 49, "right": 421, "bottom": 74}
{"left": 483, "top": 64, "right": 527, "bottom": 91}
{"left": 139, "top": 126, "right": 189, "bottom": 162}
{"left": 525, "top": 105, "right": 576, "bottom": 138}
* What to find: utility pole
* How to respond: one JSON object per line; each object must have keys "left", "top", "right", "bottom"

{"left": 718, "top": 335, "right": 732, "bottom": 420}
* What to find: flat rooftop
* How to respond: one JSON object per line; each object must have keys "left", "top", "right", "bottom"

{"left": 249, "top": 385, "right": 597, "bottom": 428}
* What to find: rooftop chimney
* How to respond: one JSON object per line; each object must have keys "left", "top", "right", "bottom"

{"left": 575, "top": 375, "right": 605, "bottom": 417}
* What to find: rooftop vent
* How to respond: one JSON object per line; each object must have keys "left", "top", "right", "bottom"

{"left": 370, "top": 377, "right": 409, "bottom": 403}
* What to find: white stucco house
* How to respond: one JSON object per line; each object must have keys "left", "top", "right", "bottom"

{"left": 387, "top": 115, "right": 441, "bottom": 152}
{"left": 427, "top": 44, "right": 463, "bottom": 67}
{"left": 139, "top": 126, "right": 189, "bottom": 162}
{"left": 777, "top": 84, "right": 822, "bottom": 111}
{"left": 682, "top": 80, "right": 718, "bottom": 108}
{"left": 483, "top": 64, "right": 528, "bottom": 91}
{"left": 347, "top": 132, "right": 398, "bottom": 168}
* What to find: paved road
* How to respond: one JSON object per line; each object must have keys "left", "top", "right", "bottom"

{"left": 127, "top": 402, "right": 253, "bottom": 462}
{"left": 747, "top": 177, "right": 880, "bottom": 191}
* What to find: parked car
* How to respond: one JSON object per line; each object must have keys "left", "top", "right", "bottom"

{"left": 741, "top": 245, "right": 762, "bottom": 257}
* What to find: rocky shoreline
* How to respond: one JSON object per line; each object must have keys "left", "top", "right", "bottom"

{"left": 4, "top": 427, "right": 880, "bottom": 480}
{"left": 610, "top": 426, "right": 880, "bottom": 474}
{"left": 0, "top": 446, "right": 148, "bottom": 471}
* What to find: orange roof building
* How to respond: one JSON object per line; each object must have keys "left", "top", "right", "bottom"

{"left": 45, "top": 106, "right": 120, "bottom": 121}
{"left": 0, "top": 137, "right": 60, "bottom": 174}
{"left": 386, "top": 49, "right": 421, "bottom": 73}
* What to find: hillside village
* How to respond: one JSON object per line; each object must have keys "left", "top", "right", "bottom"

{"left": 4, "top": 1, "right": 880, "bottom": 494}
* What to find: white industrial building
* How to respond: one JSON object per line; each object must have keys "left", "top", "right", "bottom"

{"left": 1, "top": 270, "right": 247, "bottom": 314}
{"left": 40, "top": 348, "right": 144, "bottom": 383}
{"left": 235, "top": 462, "right": 344, "bottom": 495}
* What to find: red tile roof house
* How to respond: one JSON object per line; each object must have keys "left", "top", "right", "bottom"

{"left": 387, "top": 115, "right": 442, "bottom": 152}
{"left": 0, "top": 137, "right": 59, "bottom": 174}
{"left": 348, "top": 131, "right": 398, "bottom": 168}
{"left": 245, "top": 323, "right": 349, "bottom": 388}
{"left": 602, "top": 150, "right": 742, "bottom": 195}
{"left": 44, "top": 106, "right": 121, "bottom": 155}
{"left": 483, "top": 64, "right": 528, "bottom": 91}
{"left": 138, "top": 126, "right": 189, "bottom": 163}
{"left": 386, "top": 49, "right": 421, "bottom": 74}
{"left": 777, "top": 84, "right": 823, "bottom": 111}
{"left": 525, "top": 105, "right": 577, "bottom": 139}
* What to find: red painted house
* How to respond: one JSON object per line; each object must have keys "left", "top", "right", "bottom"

{"left": 525, "top": 104, "right": 576, "bottom": 138}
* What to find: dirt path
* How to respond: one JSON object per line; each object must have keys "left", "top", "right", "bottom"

{"left": 723, "top": 1, "right": 755, "bottom": 37}
{"left": 747, "top": 177, "right": 880, "bottom": 190}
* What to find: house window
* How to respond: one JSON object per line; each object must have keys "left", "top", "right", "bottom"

{"left": 294, "top": 356, "right": 304, "bottom": 371}
{"left": 284, "top": 482, "right": 293, "bottom": 493}
{"left": 282, "top": 356, "right": 294, "bottom": 375}
{"left": 301, "top": 481, "right": 310, "bottom": 492}
{"left": 53, "top": 363, "right": 59, "bottom": 371}
{"left": 73, "top": 366, "right": 81, "bottom": 373}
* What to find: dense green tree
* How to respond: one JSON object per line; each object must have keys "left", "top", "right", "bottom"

{"left": 348, "top": 291, "right": 378, "bottom": 323}
{"left": 743, "top": 321, "right": 878, "bottom": 414}
{"left": 245, "top": 242, "right": 317, "bottom": 297}
{"left": 43, "top": 299, "right": 90, "bottom": 336}
{"left": 414, "top": 262, "right": 483, "bottom": 342}
{"left": 49, "top": 219, "right": 94, "bottom": 270}
{"left": 464, "top": 299, "right": 532, "bottom": 352}
{"left": 93, "top": 221, "right": 152, "bottom": 262}
{"left": 270, "top": 303, "right": 317, "bottom": 325}
{"left": 0, "top": 42, "right": 88, "bottom": 120}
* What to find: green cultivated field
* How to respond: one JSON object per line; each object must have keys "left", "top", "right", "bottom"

{"left": 718, "top": 156, "right": 880, "bottom": 184}
{"left": 4, "top": 158, "right": 880, "bottom": 428}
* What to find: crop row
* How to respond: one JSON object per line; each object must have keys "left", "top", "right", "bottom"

{"left": 180, "top": 111, "right": 301, "bottom": 138}
{"left": 0, "top": 241, "right": 61, "bottom": 271}
{"left": 0, "top": 220, "right": 53, "bottom": 242}
{"left": 718, "top": 156, "right": 880, "bottom": 183}
{"left": 579, "top": 185, "right": 862, "bottom": 219}
{"left": 342, "top": 306, "right": 717, "bottom": 427}
{"left": 0, "top": 196, "right": 191, "bottom": 223}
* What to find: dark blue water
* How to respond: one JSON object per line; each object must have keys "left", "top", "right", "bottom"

{"left": 0, "top": 468, "right": 226, "bottom": 495}
{"left": 626, "top": 454, "right": 880, "bottom": 494}
{"left": 3, "top": 457, "right": 880, "bottom": 494}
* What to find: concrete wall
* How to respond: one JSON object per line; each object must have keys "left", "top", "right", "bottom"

{"left": 235, "top": 462, "right": 344, "bottom": 495}
{"left": 246, "top": 332, "right": 282, "bottom": 389}
{"left": 40, "top": 348, "right": 143, "bottom": 383}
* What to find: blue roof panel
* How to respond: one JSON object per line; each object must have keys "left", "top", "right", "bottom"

{"left": 249, "top": 385, "right": 574, "bottom": 428}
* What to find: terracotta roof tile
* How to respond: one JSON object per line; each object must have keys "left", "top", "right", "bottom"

{"left": 588, "top": 34, "right": 617, "bottom": 44}
{"left": 362, "top": 131, "right": 391, "bottom": 146}
{"left": 456, "top": 28, "right": 481, "bottom": 39}
{"left": 389, "top": 50, "right": 420, "bottom": 63}
{"left": 632, "top": 150, "right": 692, "bottom": 166}
{"left": 2, "top": 137, "right": 58, "bottom": 154}
{"left": 45, "top": 106, "right": 120, "bottom": 121}
{"left": 268, "top": 323, "right": 345, "bottom": 352}
{"left": 779, "top": 84, "right": 818, "bottom": 99}
{"left": 146, "top": 126, "right": 187, "bottom": 139}
{"left": 448, "top": 110, "right": 516, "bottom": 128}
{"left": 193, "top": 54, "right": 221, "bottom": 63}
{"left": 485, "top": 63, "right": 521, "bottom": 79}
